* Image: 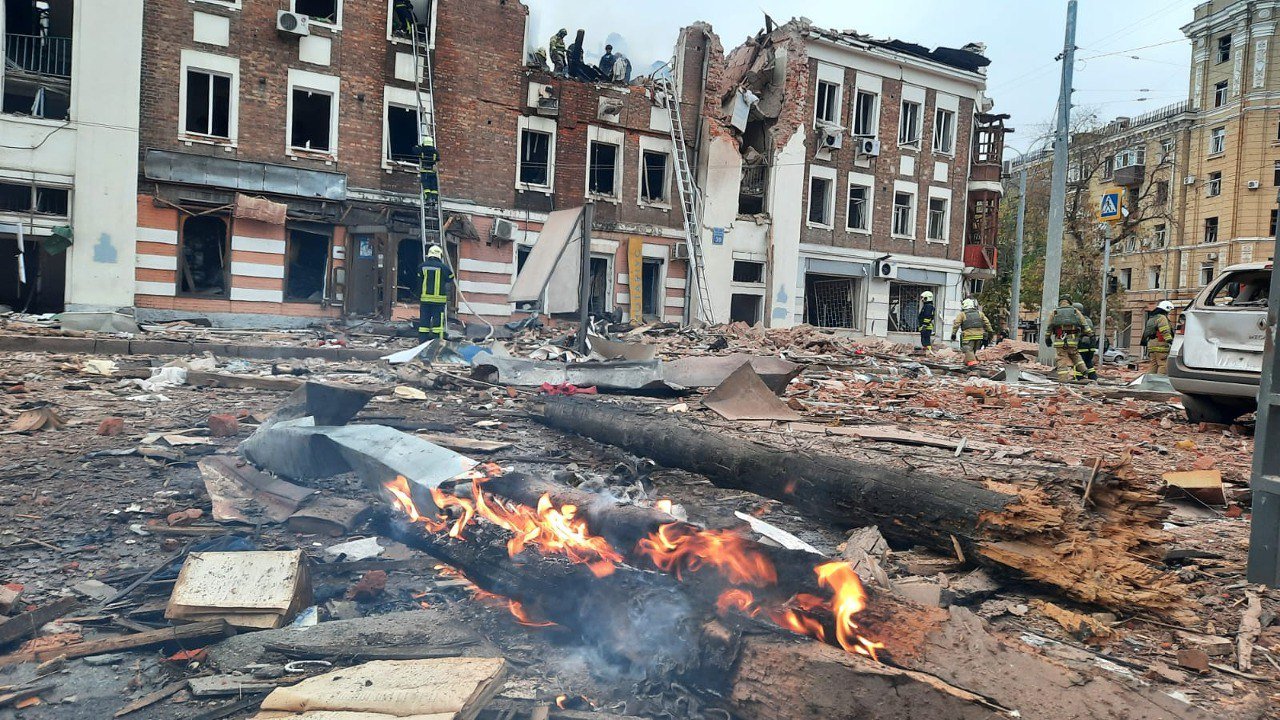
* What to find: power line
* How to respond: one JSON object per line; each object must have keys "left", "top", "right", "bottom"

{"left": 1077, "top": 38, "right": 1185, "bottom": 61}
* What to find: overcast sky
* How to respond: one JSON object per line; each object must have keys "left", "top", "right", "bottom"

{"left": 525, "top": 0, "right": 1199, "bottom": 156}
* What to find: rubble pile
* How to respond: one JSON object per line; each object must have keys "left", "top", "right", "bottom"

{"left": 0, "top": 326, "right": 1275, "bottom": 720}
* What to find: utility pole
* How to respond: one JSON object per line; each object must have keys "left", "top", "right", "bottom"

{"left": 1010, "top": 165, "right": 1027, "bottom": 340}
{"left": 1248, "top": 191, "right": 1280, "bottom": 587}
{"left": 1097, "top": 224, "right": 1112, "bottom": 365}
{"left": 1038, "top": 0, "right": 1078, "bottom": 366}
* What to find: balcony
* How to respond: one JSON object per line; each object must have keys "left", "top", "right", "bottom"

{"left": 4, "top": 34, "right": 72, "bottom": 78}
{"left": 738, "top": 163, "right": 767, "bottom": 215}
{"left": 964, "top": 243, "right": 998, "bottom": 278}
{"left": 1114, "top": 163, "right": 1145, "bottom": 187}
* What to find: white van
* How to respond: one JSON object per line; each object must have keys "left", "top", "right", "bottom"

{"left": 1168, "top": 262, "right": 1270, "bottom": 423}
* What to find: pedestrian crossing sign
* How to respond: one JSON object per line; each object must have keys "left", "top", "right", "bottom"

{"left": 1098, "top": 188, "right": 1123, "bottom": 222}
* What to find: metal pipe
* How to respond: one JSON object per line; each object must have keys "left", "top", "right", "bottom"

{"left": 1038, "top": 0, "right": 1078, "bottom": 366}
{"left": 1010, "top": 166, "right": 1027, "bottom": 339}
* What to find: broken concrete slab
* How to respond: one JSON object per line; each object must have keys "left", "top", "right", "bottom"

{"left": 662, "top": 354, "right": 801, "bottom": 394}
{"left": 587, "top": 334, "right": 658, "bottom": 362}
{"left": 703, "top": 364, "right": 802, "bottom": 421}
{"left": 949, "top": 569, "right": 1001, "bottom": 606}
{"left": 470, "top": 352, "right": 670, "bottom": 392}
{"left": 286, "top": 496, "right": 371, "bottom": 537}
{"left": 166, "top": 550, "right": 311, "bottom": 630}
{"left": 200, "top": 456, "right": 316, "bottom": 524}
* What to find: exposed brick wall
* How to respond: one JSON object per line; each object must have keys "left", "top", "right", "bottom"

{"left": 139, "top": 0, "right": 418, "bottom": 196}
{"left": 796, "top": 58, "right": 974, "bottom": 263}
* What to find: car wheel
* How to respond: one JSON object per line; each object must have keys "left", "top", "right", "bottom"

{"left": 1181, "top": 393, "right": 1245, "bottom": 425}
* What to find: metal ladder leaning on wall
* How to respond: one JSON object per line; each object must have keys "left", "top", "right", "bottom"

{"left": 409, "top": 20, "right": 445, "bottom": 259}
{"left": 658, "top": 76, "right": 714, "bottom": 323}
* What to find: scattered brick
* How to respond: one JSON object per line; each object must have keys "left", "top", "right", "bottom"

{"left": 97, "top": 417, "right": 125, "bottom": 436}
{"left": 1191, "top": 455, "right": 1218, "bottom": 471}
{"left": 207, "top": 413, "right": 240, "bottom": 437}
{"left": 346, "top": 570, "right": 388, "bottom": 601}
{"left": 1175, "top": 648, "right": 1210, "bottom": 673}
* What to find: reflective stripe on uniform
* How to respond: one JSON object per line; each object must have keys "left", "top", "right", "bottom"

{"left": 421, "top": 267, "right": 447, "bottom": 303}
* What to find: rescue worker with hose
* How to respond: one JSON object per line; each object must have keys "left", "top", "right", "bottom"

{"left": 917, "top": 290, "right": 936, "bottom": 354}
{"left": 1141, "top": 300, "right": 1175, "bottom": 375}
{"left": 1074, "top": 302, "right": 1099, "bottom": 381}
{"left": 1046, "top": 297, "right": 1089, "bottom": 382}
{"left": 950, "top": 298, "right": 992, "bottom": 367}
{"left": 419, "top": 245, "right": 454, "bottom": 342}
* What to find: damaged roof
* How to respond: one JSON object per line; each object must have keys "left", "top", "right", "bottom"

{"left": 804, "top": 23, "right": 992, "bottom": 75}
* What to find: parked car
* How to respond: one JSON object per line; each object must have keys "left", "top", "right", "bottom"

{"left": 1168, "top": 262, "right": 1271, "bottom": 423}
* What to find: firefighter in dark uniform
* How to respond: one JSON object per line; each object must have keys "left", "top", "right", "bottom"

{"left": 950, "top": 298, "right": 993, "bottom": 367}
{"left": 392, "top": 0, "right": 417, "bottom": 37}
{"left": 418, "top": 134, "right": 439, "bottom": 202}
{"left": 419, "top": 245, "right": 453, "bottom": 341}
{"left": 917, "top": 290, "right": 936, "bottom": 354}
{"left": 1073, "top": 302, "right": 1099, "bottom": 381}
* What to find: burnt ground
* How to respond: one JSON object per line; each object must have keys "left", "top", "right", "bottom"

{"left": 0, "top": 337, "right": 1276, "bottom": 719}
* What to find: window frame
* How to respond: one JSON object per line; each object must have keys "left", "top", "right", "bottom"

{"left": 898, "top": 99, "right": 922, "bottom": 147}
{"left": 845, "top": 174, "right": 873, "bottom": 233}
{"left": 286, "top": 69, "right": 340, "bottom": 158}
{"left": 585, "top": 125, "right": 624, "bottom": 201}
{"left": 176, "top": 213, "right": 231, "bottom": 299}
{"left": 385, "top": 0, "right": 437, "bottom": 48}
{"left": 1207, "top": 170, "right": 1222, "bottom": 197}
{"left": 178, "top": 50, "right": 240, "bottom": 146}
{"left": 814, "top": 80, "right": 841, "bottom": 127}
{"left": 382, "top": 85, "right": 429, "bottom": 170}
{"left": 1209, "top": 126, "right": 1226, "bottom": 155}
{"left": 1153, "top": 223, "right": 1167, "bottom": 247}
{"left": 1214, "top": 80, "right": 1228, "bottom": 108}
{"left": 283, "top": 227, "right": 332, "bottom": 304}
{"left": 1218, "top": 34, "right": 1232, "bottom": 64}
{"left": 1148, "top": 265, "right": 1161, "bottom": 290}
{"left": 926, "top": 195, "right": 949, "bottom": 242}
{"left": 891, "top": 188, "right": 916, "bottom": 238}
{"left": 852, "top": 90, "right": 878, "bottom": 138}
{"left": 1204, "top": 216, "right": 1219, "bottom": 243}
{"left": 516, "top": 115, "right": 557, "bottom": 192}
{"left": 933, "top": 108, "right": 955, "bottom": 155}
{"left": 291, "top": 0, "right": 342, "bottom": 30}
{"left": 637, "top": 137, "right": 673, "bottom": 208}
{"left": 806, "top": 168, "right": 836, "bottom": 229}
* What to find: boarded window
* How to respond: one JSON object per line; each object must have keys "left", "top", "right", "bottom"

{"left": 291, "top": 89, "right": 333, "bottom": 152}
{"left": 285, "top": 229, "right": 330, "bottom": 302}
{"left": 185, "top": 70, "right": 231, "bottom": 138}
{"left": 178, "top": 215, "right": 228, "bottom": 296}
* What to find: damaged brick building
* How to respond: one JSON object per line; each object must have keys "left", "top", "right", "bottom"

{"left": 691, "top": 20, "right": 1008, "bottom": 341}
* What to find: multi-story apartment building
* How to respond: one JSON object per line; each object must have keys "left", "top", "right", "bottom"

{"left": 1, "top": 0, "right": 142, "bottom": 315}
{"left": 127, "top": 0, "right": 692, "bottom": 327}
{"left": 1016, "top": 0, "right": 1280, "bottom": 349}
{"left": 691, "top": 20, "right": 1006, "bottom": 341}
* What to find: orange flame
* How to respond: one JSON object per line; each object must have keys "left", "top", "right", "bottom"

{"left": 508, "top": 600, "right": 557, "bottom": 627}
{"left": 636, "top": 523, "right": 777, "bottom": 587}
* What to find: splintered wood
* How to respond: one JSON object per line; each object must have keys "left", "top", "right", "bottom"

{"left": 535, "top": 398, "right": 1192, "bottom": 621}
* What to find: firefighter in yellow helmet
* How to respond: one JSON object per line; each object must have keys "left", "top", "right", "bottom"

{"left": 1141, "top": 300, "right": 1175, "bottom": 375}
{"left": 950, "top": 298, "right": 992, "bottom": 367}
{"left": 1046, "top": 297, "right": 1089, "bottom": 382}
{"left": 917, "top": 290, "right": 936, "bottom": 354}
{"left": 418, "top": 245, "right": 453, "bottom": 341}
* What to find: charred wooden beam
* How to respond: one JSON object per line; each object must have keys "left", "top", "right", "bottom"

{"left": 532, "top": 397, "right": 1190, "bottom": 621}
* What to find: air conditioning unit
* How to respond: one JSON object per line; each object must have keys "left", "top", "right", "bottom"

{"left": 1248, "top": 180, "right": 1261, "bottom": 190}
{"left": 1184, "top": 175, "right": 1196, "bottom": 185}
{"left": 673, "top": 243, "right": 692, "bottom": 260}
{"left": 1207, "top": 252, "right": 1219, "bottom": 260}
{"left": 819, "top": 126, "right": 844, "bottom": 150}
{"left": 277, "top": 10, "right": 310, "bottom": 37}
{"left": 491, "top": 218, "right": 518, "bottom": 243}
{"left": 873, "top": 258, "right": 897, "bottom": 279}
{"left": 858, "top": 137, "right": 881, "bottom": 157}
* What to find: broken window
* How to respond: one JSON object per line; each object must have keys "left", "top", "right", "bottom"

{"left": 1154, "top": 223, "right": 1167, "bottom": 247}
{"left": 732, "top": 260, "right": 764, "bottom": 284}
{"left": 294, "top": 0, "right": 339, "bottom": 24}
{"left": 1272, "top": 210, "right": 1278, "bottom": 238}
{"left": 1120, "top": 268, "right": 1132, "bottom": 290}
{"left": 1155, "top": 181, "right": 1169, "bottom": 204}
{"left": 1214, "top": 80, "right": 1228, "bottom": 108}
{"left": 1207, "top": 171, "right": 1222, "bottom": 197}
{"left": 1204, "top": 217, "right": 1219, "bottom": 243}
{"left": 1200, "top": 264, "right": 1215, "bottom": 286}
{"left": 1218, "top": 34, "right": 1231, "bottom": 63}
{"left": 804, "top": 274, "right": 857, "bottom": 329}
{"left": 184, "top": 69, "right": 231, "bottom": 138}
{"left": 1148, "top": 266, "right": 1161, "bottom": 290}
{"left": 729, "top": 293, "right": 762, "bottom": 325}
{"left": 933, "top": 109, "right": 955, "bottom": 154}
{"left": 898, "top": 100, "right": 921, "bottom": 146}
{"left": 853, "top": 90, "right": 877, "bottom": 137}
{"left": 588, "top": 141, "right": 619, "bottom": 196}
{"left": 1210, "top": 127, "right": 1226, "bottom": 154}
{"left": 641, "top": 151, "right": 669, "bottom": 203}
{"left": 178, "top": 215, "right": 228, "bottom": 296}
{"left": 927, "top": 197, "right": 948, "bottom": 241}
{"left": 887, "top": 282, "right": 936, "bottom": 333}
{"left": 1102, "top": 156, "right": 1114, "bottom": 179}
{"left": 846, "top": 184, "right": 869, "bottom": 231}
{"left": 892, "top": 191, "right": 914, "bottom": 236}
{"left": 291, "top": 88, "right": 333, "bottom": 152}
{"left": 808, "top": 176, "right": 832, "bottom": 226}
{"left": 641, "top": 258, "right": 663, "bottom": 317}
{"left": 386, "top": 105, "right": 419, "bottom": 163}
{"left": 285, "top": 229, "right": 330, "bottom": 302}
{"left": 397, "top": 238, "right": 421, "bottom": 302}
{"left": 587, "top": 255, "right": 610, "bottom": 316}
{"left": 518, "top": 128, "right": 552, "bottom": 187}
{"left": 0, "top": 183, "right": 68, "bottom": 215}
{"left": 815, "top": 80, "right": 839, "bottom": 126}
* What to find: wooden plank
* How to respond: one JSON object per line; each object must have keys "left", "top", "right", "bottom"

{"left": 185, "top": 371, "right": 302, "bottom": 391}
{"left": 0, "top": 597, "right": 80, "bottom": 649}
{"left": 0, "top": 620, "right": 231, "bottom": 667}
{"left": 114, "top": 679, "right": 188, "bottom": 717}
{"left": 415, "top": 434, "right": 513, "bottom": 454}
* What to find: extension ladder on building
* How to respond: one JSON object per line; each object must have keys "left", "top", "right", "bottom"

{"left": 658, "top": 77, "right": 714, "bottom": 323}
{"left": 410, "top": 22, "right": 444, "bottom": 258}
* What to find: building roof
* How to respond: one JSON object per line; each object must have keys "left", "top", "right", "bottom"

{"left": 802, "top": 23, "right": 992, "bottom": 75}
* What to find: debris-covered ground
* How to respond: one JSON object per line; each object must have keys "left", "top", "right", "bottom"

{"left": 0, "top": 319, "right": 1276, "bottom": 720}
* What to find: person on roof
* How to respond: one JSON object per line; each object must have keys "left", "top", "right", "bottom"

{"left": 598, "top": 44, "right": 617, "bottom": 79}
{"left": 549, "top": 29, "right": 568, "bottom": 75}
